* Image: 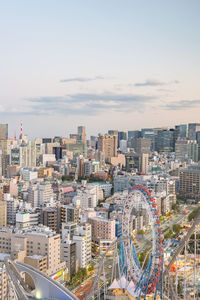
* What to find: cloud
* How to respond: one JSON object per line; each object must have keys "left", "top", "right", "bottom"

{"left": 135, "top": 79, "right": 179, "bottom": 87}
{"left": 60, "top": 76, "right": 104, "bottom": 83}
{"left": 24, "top": 92, "right": 155, "bottom": 116}
{"left": 165, "top": 99, "right": 200, "bottom": 110}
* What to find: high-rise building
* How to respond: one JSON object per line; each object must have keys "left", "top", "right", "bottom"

{"left": 141, "top": 128, "right": 155, "bottom": 150}
{"left": 188, "top": 123, "right": 200, "bottom": 140}
{"left": 175, "top": 124, "right": 187, "bottom": 140}
{"left": 128, "top": 130, "right": 141, "bottom": 141}
{"left": 88, "top": 217, "right": 115, "bottom": 241}
{"left": 0, "top": 201, "right": 7, "bottom": 226}
{"left": 118, "top": 131, "right": 127, "bottom": 148}
{"left": 70, "top": 126, "right": 86, "bottom": 145}
{"left": 28, "top": 183, "right": 54, "bottom": 208}
{"left": 61, "top": 240, "right": 76, "bottom": 279}
{"left": 175, "top": 139, "right": 198, "bottom": 162}
{"left": 108, "top": 130, "right": 118, "bottom": 136}
{"left": 131, "top": 138, "right": 151, "bottom": 154}
{"left": 179, "top": 167, "right": 200, "bottom": 198}
{"left": 0, "top": 124, "right": 8, "bottom": 139}
{"left": 98, "top": 135, "right": 117, "bottom": 162}
{"left": 155, "top": 129, "right": 175, "bottom": 153}
{"left": 77, "top": 126, "right": 86, "bottom": 144}
{"left": 40, "top": 207, "right": 58, "bottom": 232}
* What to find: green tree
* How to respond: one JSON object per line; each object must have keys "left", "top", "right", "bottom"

{"left": 88, "top": 265, "right": 94, "bottom": 272}
{"left": 172, "top": 224, "right": 181, "bottom": 234}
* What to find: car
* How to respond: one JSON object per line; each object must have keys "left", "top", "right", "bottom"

{"left": 81, "top": 283, "right": 84, "bottom": 287}
{"left": 108, "top": 265, "right": 112, "bottom": 269}
{"left": 79, "top": 292, "right": 84, "bottom": 296}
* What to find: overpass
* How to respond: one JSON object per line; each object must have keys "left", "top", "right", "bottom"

{"left": 5, "top": 259, "right": 78, "bottom": 300}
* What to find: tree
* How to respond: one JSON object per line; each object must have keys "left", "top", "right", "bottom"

{"left": 88, "top": 265, "right": 94, "bottom": 272}
{"left": 164, "top": 229, "right": 174, "bottom": 239}
{"left": 62, "top": 175, "right": 74, "bottom": 181}
{"left": 188, "top": 207, "right": 200, "bottom": 222}
{"left": 172, "top": 224, "right": 181, "bottom": 234}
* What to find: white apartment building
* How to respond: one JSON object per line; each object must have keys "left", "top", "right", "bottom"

{"left": 28, "top": 183, "right": 54, "bottom": 208}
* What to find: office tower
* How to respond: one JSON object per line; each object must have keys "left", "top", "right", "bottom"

{"left": 0, "top": 139, "right": 13, "bottom": 176}
{"left": 188, "top": 123, "right": 200, "bottom": 140}
{"left": 155, "top": 129, "right": 175, "bottom": 153}
{"left": 128, "top": 130, "right": 141, "bottom": 141}
{"left": 77, "top": 126, "right": 86, "bottom": 144}
{"left": 70, "top": 126, "right": 86, "bottom": 145}
{"left": 140, "top": 153, "right": 149, "bottom": 175}
{"left": 53, "top": 146, "right": 63, "bottom": 160}
{"left": 131, "top": 138, "right": 151, "bottom": 154}
{"left": 179, "top": 168, "right": 200, "bottom": 198}
{"left": 0, "top": 201, "right": 7, "bottom": 226}
{"left": 118, "top": 131, "right": 127, "bottom": 148}
{"left": 0, "top": 124, "right": 8, "bottom": 139}
{"left": 141, "top": 128, "right": 155, "bottom": 150}
{"left": 174, "top": 124, "right": 187, "bottom": 140}
{"left": 108, "top": 130, "right": 118, "bottom": 145}
{"left": 196, "top": 131, "right": 200, "bottom": 161}
{"left": 77, "top": 155, "right": 85, "bottom": 178}
{"left": 120, "top": 140, "right": 127, "bottom": 153}
{"left": 98, "top": 135, "right": 117, "bottom": 162}
{"left": 175, "top": 139, "right": 198, "bottom": 162}
{"left": 108, "top": 130, "right": 118, "bottom": 136}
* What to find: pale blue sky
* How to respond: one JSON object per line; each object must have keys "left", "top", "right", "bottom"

{"left": 0, "top": 0, "right": 200, "bottom": 138}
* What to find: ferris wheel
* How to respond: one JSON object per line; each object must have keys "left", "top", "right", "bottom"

{"left": 120, "top": 185, "right": 164, "bottom": 298}
{"left": 87, "top": 185, "right": 164, "bottom": 300}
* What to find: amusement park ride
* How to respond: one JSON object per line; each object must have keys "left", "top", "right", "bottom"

{"left": 87, "top": 185, "right": 164, "bottom": 300}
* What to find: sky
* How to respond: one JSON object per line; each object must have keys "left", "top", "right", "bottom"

{"left": 0, "top": 0, "right": 200, "bottom": 138}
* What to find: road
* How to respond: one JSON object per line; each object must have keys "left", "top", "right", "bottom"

{"left": 135, "top": 205, "right": 195, "bottom": 253}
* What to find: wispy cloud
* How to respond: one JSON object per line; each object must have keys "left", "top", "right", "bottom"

{"left": 24, "top": 92, "right": 156, "bottom": 116}
{"left": 0, "top": 91, "right": 156, "bottom": 118}
{"left": 165, "top": 99, "right": 200, "bottom": 110}
{"left": 135, "top": 79, "right": 179, "bottom": 87}
{"left": 60, "top": 76, "right": 104, "bottom": 83}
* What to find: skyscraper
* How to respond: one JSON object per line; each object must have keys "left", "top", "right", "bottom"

{"left": 175, "top": 139, "right": 198, "bottom": 162}
{"left": 118, "top": 131, "right": 127, "bottom": 148}
{"left": 155, "top": 129, "right": 175, "bottom": 153}
{"left": 98, "top": 135, "right": 117, "bottom": 162}
{"left": 188, "top": 123, "right": 200, "bottom": 140}
{"left": 0, "top": 124, "right": 8, "bottom": 139}
{"left": 77, "top": 126, "right": 86, "bottom": 144}
{"left": 175, "top": 124, "right": 187, "bottom": 140}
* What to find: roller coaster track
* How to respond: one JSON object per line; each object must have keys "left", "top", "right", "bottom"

{"left": 164, "top": 209, "right": 200, "bottom": 276}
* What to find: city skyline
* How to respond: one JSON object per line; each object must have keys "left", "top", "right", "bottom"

{"left": 1, "top": 0, "right": 200, "bottom": 137}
